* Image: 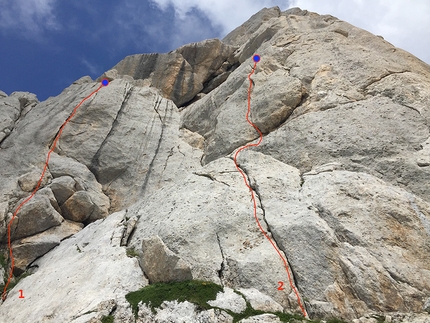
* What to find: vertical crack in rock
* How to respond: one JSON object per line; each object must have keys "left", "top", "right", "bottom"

{"left": 254, "top": 184, "right": 309, "bottom": 314}
{"left": 298, "top": 172, "right": 305, "bottom": 193}
{"left": 216, "top": 233, "right": 225, "bottom": 287}
{"left": 90, "top": 84, "right": 134, "bottom": 179}
{"left": 233, "top": 158, "right": 308, "bottom": 312}
{"left": 141, "top": 96, "right": 169, "bottom": 194}
{"left": 252, "top": 180, "right": 305, "bottom": 299}
{"left": 200, "top": 152, "right": 205, "bottom": 167}
{"left": 162, "top": 147, "right": 174, "bottom": 173}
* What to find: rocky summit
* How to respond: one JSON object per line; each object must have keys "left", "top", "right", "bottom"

{"left": 1, "top": 6, "right": 430, "bottom": 323}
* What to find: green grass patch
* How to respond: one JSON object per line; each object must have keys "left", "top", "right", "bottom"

{"left": 125, "top": 280, "right": 349, "bottom": 323}
{"left": 275, "top": 311, "right": 314, "bottom": 322}
{"left": 370, "top": 314, "right": 386, "bottom": 323}
{"left": 126, "top": 248, "right": 139, "bottom": 258}
{"left": 230, "top": 306, "right": 317, "bottom": 323}
{"left": 125, "top": 280, "right": 223, "bottom": 317}
{"left": 228, "top": 301, "right": 266, "bottom": 322}
{"left": 227, "top": 289, "right": 310, "bottom": 322}
{"left": 101, "top": 315, "right": 114, "bottom": 323}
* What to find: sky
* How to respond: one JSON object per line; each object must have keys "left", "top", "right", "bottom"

{"left": 0, "top": 0, "right": 429, "bottom": 102}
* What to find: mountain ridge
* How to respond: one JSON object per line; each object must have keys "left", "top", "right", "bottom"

{"left": 0, "top": 6, "right": 430, "bottom": 323}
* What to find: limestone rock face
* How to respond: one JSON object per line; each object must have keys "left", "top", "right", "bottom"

{"left": 111, "top": 39, "right": 238, "bottom": 107}
{"left": 47, "top": 80, "right": 196, "bottom": 211}
{"left": 17, "top": 168, "right": 52, "bottom": 192}
{"left": 11, "top": 220, "right": 82, "bottom": 274}
{"left": 0, "top": 91, "right": 38, "bottom": 144}
{"left": 236, "top": 151, "right": 430, "bottom": 319}
{"left": 134, "top": 300, "right": 234, "bottom": 323}
{"left": 207, "top": 287, "right": 247, "bottom": 313}
{"left": 127, "top": 157, "right": 305, "bottom": 313}
{"left": 239, "top": 314, "right": 282, "bottom": 323}
{"left": 223, "top": 7, "right": 283, "bottom": 47}
{"left": 0, "top": 211, "right": 145, "bottom": 323}
{"left": 237, "top": 288, "right": 284, "bottom": 313}
{"left": 61, "top": 191, "right": 95, "bottom": 223}
{"left": 12, "top": 195, "right": 63, "bottom": 241}
{"left": 49, "top": 176, "right": 77, "bottom": 205}
{"left": 47, "top": 153, "right": 110, "bottom": 221}
{"left": 141, "top": 235, "right": 193, "bottom": 283}
{"left": 1, "top": 5, "right": 430, "bottom": 323}
{"left": 0, "top": 202, "right": 8, "bottom": 242}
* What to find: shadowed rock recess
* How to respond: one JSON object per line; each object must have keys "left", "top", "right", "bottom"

{"left": 1, "top": 6, "right": 430, "bottom": 323}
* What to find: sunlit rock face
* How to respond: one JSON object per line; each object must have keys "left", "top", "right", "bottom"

{"left": 1, "top": 6, "right": 430, "bottom": 323}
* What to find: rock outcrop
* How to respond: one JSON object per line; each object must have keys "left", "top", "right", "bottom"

{"left": 1, "top": 5, "right": 430, "bottom": 323}
{"left": 140, "top": 235, "right": 193, "bottom": 283}
{"left": 109, "top": 38, "right": 239, "bottom": 107}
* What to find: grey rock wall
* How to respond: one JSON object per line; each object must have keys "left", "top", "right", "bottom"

{"left": 0, "top": 5, "right": 429, "bottom": 323}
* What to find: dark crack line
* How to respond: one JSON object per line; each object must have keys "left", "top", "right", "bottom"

{"left": 200, "top": 153, "right": 205, "bottom": 167}
{"left": 192, "top": 172, "right": 230, "bottom": 187}
{"left": 362, "top": 70, "right": 428, "bottom": 121}
{"left": 363, "top": 70, "right": 409, "bottom": 91}
{"left": 9, "top": 98, "right": 38, "bottom": 129}
{"left": 298, "top": 172, "right": 305, "bottom": 193}
{"left": 141, "top": 96, "right": 170, "bottom": 194}
{"left": 108, "top": 304, "right": 117, "bottom": 317}
{"left": 176, "top": 144, "right": 186, "bottom": 157}
{"left": 216, "top": 233, "right": 225, "bottom": 287}
{"left": 162, "top": 147, "right": 174, "bottom": 172}
{"left": 252, "top": 180, "right": 305, "bottom": 301}
{"left": 89, "top": 84, "right": 134, "bottom": 179}
{"left": 0, "top": 132, "right": 9, "bottom": 146}
{"left": 396, "top": 102, "right": 425, "bottom": 120}
{"left": 232, "top": 157, "right": 308, "bottom": 313}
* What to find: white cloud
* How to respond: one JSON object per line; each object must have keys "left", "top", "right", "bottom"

{"left": 291, "top": 0, "right": 430, "bottom": 64}
{"left": 149, "top": 0, "right": 292, "bottom": 37}
{"left": 0, "top": 0, "right": 59, "bottom": 35}
{"left": 81, "top": 58, "right": 99, "bottom": 76}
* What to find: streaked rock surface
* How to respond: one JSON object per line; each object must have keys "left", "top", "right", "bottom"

{"left": 0, "top": 6, "right": 429, "bottom": 323}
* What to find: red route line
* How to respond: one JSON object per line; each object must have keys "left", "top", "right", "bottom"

{"left": 233, "top": 58, "right": 307, "bottom": 318}
{"left": 1, "top": 80, "right": 109, "bottom": 302}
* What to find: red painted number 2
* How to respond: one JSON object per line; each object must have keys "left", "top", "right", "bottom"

{"left": 19, "top": 290, "right": 24, "bottom": 298}
{"left": 277, "top": 281, "right": 284, "bottom": 291}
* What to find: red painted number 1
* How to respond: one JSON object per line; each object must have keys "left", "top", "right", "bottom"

{"left": 19, "top": 290, "right": 24, "bottom": 298}
{"left": 277, "top": 281, "right": 284, "bottom": 290}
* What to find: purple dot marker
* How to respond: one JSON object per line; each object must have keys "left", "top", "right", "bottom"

{"left": 101, "top": 79, "right": 109, "bottom": 86}
{"left": 253, "top": 54, "right": 261, "bottom": 63}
